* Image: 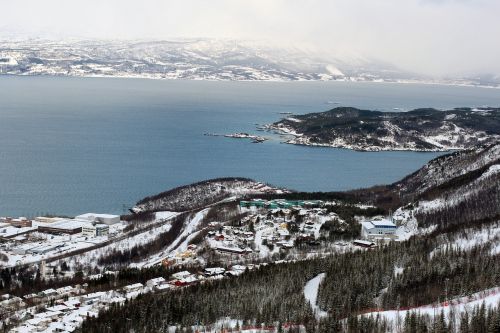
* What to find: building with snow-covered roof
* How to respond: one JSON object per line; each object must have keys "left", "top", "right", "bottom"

{"left": 28, "top": 243, "right": 65, "bottom": 255}
{"left": 146, "top": 277, "right": 166, "bottom": 288}
{"left": 360, "top": 219, "right": 397, "bottom": 240}
{"left": 171, "top": 271, "right": 192, "bottom": 280}
{"left": 203, "top": 267, "right": 225, "bottom": 276}
{"left": 123, "top": 283, "right": 144, "bottom": 293}
{"left": 76, "top": 213, "right": 120, "bottom": 225}
{"left": 38, "top": 219, "right": 87, "bottom": 234}
{"left": 82, "top": 223, "right": 109, "bottom": 237}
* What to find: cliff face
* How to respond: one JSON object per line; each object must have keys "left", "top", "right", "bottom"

{"left": 268, "top": 107, "right": 500, "bottom": 151}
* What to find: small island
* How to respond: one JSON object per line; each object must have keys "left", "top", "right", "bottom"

{"left": 265, "top": 107, "right": 500, "bottom": 151}
{"left": 205, "top": 132, "right": 268, "bottom": 143}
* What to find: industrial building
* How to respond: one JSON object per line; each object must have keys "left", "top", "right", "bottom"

{"left": 37, "top": 220, "right": 87, "bottom": 235}
{"left": 75, "top": 213, "right": 120, "bottom": 225}
{"left": 81, "top": 224, "right": 109, "bottom": 237}
{"left": 360, "top": 219, "right": 397, "bottom": 240}
{"left": 0, "top": 217, "right": 32, "bottom": 228}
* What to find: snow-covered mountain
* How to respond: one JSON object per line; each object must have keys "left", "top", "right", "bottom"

{"left": 0, "top": 37, "right": 492, "bottom": 86}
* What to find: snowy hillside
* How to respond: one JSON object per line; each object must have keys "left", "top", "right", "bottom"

{"left": 132, "top": 177, "right": 286, "bottom": 213}
{"left": 395, "top": 142, "right": 500, "bottom": 197}
{"left": 267, "top": 107, "right": 500, "bottom": 152}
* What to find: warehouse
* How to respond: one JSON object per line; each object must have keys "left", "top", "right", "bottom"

{"left": 82, "top": 223, "right": 109, "bottom": 237}
{"left": 37, "top": 220, "right": 87, "bottom": 235}
{"left": 360, "top": 219, "right": 397, "bottom": 240}
{"left": 76, "top": 213, "right": 120, "bottom": 225}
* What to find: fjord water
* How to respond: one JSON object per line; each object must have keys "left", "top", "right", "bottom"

{"left": 2, "top": 76, "right": 500, "bottom": 216}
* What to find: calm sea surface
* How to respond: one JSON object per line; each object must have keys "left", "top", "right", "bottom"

{"left": 1, "top": 76, "right": 500, "bottom": 216}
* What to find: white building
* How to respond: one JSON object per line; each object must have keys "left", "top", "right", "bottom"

{"left": 82, "top": 223, "right": 109, "bottom": 237}
{"left": 171, "top": 271, "right": 192, "bottom": 280}
{"left": 76, "top": 213, "right": 120, "bottom": 225}
{"left": 203, "top": 267, "right": 225, "bottom": 276}
{"left": 360, "top": 219, "right": 397, "bottom": 240}
{"left": 146, "top": 277, "right": 166, "bottom": 288}
{"left": 123, "top": 283, "right": 144, "bottom": 293}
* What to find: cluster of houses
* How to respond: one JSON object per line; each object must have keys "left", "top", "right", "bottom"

{"left": 207, "top": 222, "right": 255, "bottom": 256}
{"left": 5, "top": 263, "right": 258, "bottom": 332}
{"left": 200, "top": 202, "right": 337, "bottom": 259}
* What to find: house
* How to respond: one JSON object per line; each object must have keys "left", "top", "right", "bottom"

{"left": 0, "top": 296, "right": 25, "bottom": 310}
{"left": 155, "top": 284, "right": 172, "bottom": 292}
{"left": 23, "top": 293, "right": 38, "bottom": 301}
{"left": 81, "top": 291, "right": 106, "bottom": 304}
{"left": 63, "top": 299, "right": 81, "bottom": 308}
{"left": 39, "top": 288, "right": 58, "bottom": 299}
{"left": 360, "top": 219, "right": 397, "bottom": 240}
{"left": 146, "top": 277, "right": 166, "bottom": 288}
{"left": 353, "top": 239, "right": 376, "bottom": 248}
{"left": 123, "top": 283, "right": 143, "bottom": 293}
{"left": 175, "top": 275, "right": 198, "bottom": 286}
{"left": 225, "top": 265, "right": 246, "bottom": 277}
{"left": 46, "top": 304, "right": 71, "bottom": 313}
{"left": 102, "top": 296, "right": 126, "bottom": 305}
{"left": 56, "top": 286, "right": 75, "bottom": 296}
{"left": 171, "top": 271, "right": 192, "bottom": 280}
{"left": 216, "top": 246, "right": 248, "bottom": 255}
{"left": 203, "top": 267, "right": 225, "bottom": 276}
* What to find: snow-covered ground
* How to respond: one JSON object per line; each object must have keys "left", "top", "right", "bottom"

{"left": 361, "top": 287, "right": 500, "bottom": 324}
{"left": 137, "top": 209, "right": 208, "bottom": 268}
{"left": 430, "top": 222, "right": 500, "bottom": 258}
{"left": 304, "top": 273, "right": 328, "bottom": 319}
{"left": 61, "top": 212, "right": 179, "bottom": 269}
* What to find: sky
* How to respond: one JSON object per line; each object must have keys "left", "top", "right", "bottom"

{"left": 2, "top": 0, "right": 500, "bottom": 77}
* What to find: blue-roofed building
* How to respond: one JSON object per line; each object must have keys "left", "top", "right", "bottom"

{"left": 360, "top": 219, "right": 397, "bottom": 240}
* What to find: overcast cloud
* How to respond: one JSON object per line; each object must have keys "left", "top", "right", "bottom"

{"left": 2, "top": 0, "right": 499, "bottom": 77}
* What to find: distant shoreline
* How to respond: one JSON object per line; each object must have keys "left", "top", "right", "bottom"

{"left": 1, "top": 73, "right": 499, "bottom": 90}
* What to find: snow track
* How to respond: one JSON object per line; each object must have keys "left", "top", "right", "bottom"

{"left": 304, "top": 273, "right": 328, "bottom": 319}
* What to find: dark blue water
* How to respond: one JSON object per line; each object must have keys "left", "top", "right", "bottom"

{"left": 1, "top": 76, "right": 500, "bottom": 216}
